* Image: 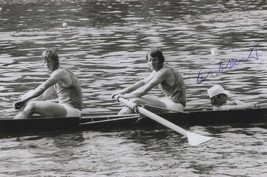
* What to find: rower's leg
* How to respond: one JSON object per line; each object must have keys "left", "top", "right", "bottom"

{"left": 159, "top": 97, "right": 184, "bottom": 112}
{"left": 118, "top": 97, "right": 147, "bottom": 115}
{"left": 13, "top": 111, "right": 29, "bottom": 119}
{"left": 118, "top": 106, "right": 134, "bottom": 115}
{"left": 117, "top": 96, "right": 184, "bottom": 115}
{"left": 14, "top": 101, "right": 35, "bottom": 119}
{"left": 118, "top": 96, "right": 174, "bottom": 115}
{"left": 14, "top": 101, "right": 67, "bottom": 119}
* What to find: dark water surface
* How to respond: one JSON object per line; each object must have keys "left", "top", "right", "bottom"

{"left": 0, "top": 0, "right": 267, "bottom": 176}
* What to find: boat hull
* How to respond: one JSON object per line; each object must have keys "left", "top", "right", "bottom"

{"left": 1, "top": 108, "right": 267, "bottom": 135}
{"left": 81, "top": 108, "right": 267, "bottom": 130}
{"left": 0, "top": 117, "right": 80, "bottom": 135}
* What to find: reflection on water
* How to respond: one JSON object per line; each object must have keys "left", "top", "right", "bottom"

{"left": 0, "top": 0, "right": 267, "bottom": 176}
{"left": 0, "top": 126, "right": 266, "bottom": 176}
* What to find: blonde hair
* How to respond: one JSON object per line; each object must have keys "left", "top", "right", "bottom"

{"left": 146, "top": 48, "right": 165, "bottom": 64}
{"left": 42, "top": 49, "right": 59, "bottom": 65}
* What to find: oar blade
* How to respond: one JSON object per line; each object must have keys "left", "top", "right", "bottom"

{"left": 187, "top": 132, "right": 213, "bottom": 146}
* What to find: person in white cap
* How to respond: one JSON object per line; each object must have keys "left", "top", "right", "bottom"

{"left": 207, "top": 84, "right": 256, "bottom": 111}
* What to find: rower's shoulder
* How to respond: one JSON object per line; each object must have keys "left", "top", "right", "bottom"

{"left": 50, "top": 68, "right": 69, "bottom": 78}
{"left": 162, "top": 64, "right": 176, "bottom": 72}
{"left": 55, "top": 68, "right": 69, "bottom": 73}
{"left": 160, "top": 66, "right": 175, "bottom": 76}
{"left": 155, "top": 68, "right": 169, "bottom": 78}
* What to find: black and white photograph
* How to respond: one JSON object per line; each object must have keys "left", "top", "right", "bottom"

{"left": 0, "top": 0, "right": 266, "bottom": 176}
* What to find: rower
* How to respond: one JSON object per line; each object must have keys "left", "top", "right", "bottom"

{"left": 13, "top": 49, "right": 82, "bottom": 119}
{"left": 112, "top": 48, "right": 186, "bottom": 115}
{"left": 207, "top": 84, "right": 256, "bottom": 111}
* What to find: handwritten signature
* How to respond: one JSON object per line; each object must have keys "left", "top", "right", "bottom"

{"left": 196, "top": 46, "right": 259, "bottom": 84}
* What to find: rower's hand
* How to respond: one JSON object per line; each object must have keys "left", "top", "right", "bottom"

{"left": 111, "top": 93, "right": 117, "bottom": 99}
{"left": 14, "top": 100, "right": 27, "bottom": 110}
{"left": 111, "top": 91, "right": 123, "bottom": 99}
{"left": 112, "top": 93, "right": 124, "bottom": 101}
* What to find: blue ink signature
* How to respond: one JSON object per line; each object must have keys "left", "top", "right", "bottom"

{"left": 196, "top": 46, "right": 259, "bottom": 84}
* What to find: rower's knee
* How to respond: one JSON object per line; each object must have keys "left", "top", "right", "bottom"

{"left": 118, "top": 98, "right": 142, "bottom": 115}
{"left": 168, "top": 103, "right": 184, "bottom": 112}
{"left": 24, "top": 101, "right": 37, "bottom": 113}
{"left": 14, "top": 101, "right": 37, "bottom": 119}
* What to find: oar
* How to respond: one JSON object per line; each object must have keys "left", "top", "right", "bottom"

{"left": 115, "top": 96, "right": 213, "bottom": 146}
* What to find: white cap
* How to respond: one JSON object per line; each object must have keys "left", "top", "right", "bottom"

{"left": 207, "top": 85, "right": 230, "bottom": 98}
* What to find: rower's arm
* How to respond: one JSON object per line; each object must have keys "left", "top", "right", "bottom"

{"left": 117, "top": 72, "right": 155, "bottom": 94}
{"left": 120, "top": 80, "right": 145, "bottom": 94}
{"left": 228, "top": 96, "right": 246, "bottom": 105}
{"left": 218, "top": 103, "right": 256, "bottom": 110}
{"left": 22, "top": 71, "right": 61, "bottom": 102}
{"left": 33, "top": 86, "right": 58, "bottom": 101}
{"left": 124, "top": 70, "right": 167, "bottom": 98}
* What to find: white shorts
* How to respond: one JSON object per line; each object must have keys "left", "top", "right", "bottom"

{"left": 159, "top": 97, "right": 184, "bottom": 112}
{"left": 62, "top": 104, "right": 82, "bottom": 118}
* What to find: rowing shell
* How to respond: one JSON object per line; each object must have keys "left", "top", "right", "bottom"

{"left": 0, "top": 108, "right": 267, "bottom": 135}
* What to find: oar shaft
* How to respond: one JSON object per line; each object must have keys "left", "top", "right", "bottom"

{"left": 139, "top": 106, "right": 188, "bottom": 136}
{"left": 116, "top": 96, "right": 213, "bottom": 146}
{"left": 118, "top": 97, "right": 188, "bottom": 136}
